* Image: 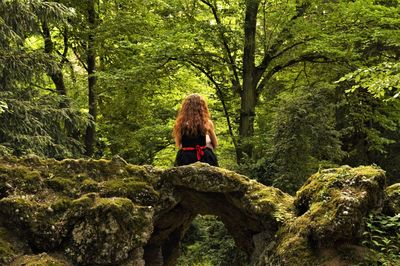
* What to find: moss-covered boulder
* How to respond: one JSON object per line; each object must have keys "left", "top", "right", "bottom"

{"left": 0, "top": 156, "right": 157, "bottom": 266}
{"left": 296, "top": 166, "right": 385, "bottom": 246}
{"left": 261, "top": 165, "right": 386, "bottom": 265}
{"left": 385, "top": 183, "right": 400, "bottom": 215}
{"left": 64, "top": 193, "right": 153, "bottom": 265}
{"left": 0, "top": 196, "right": 67, "bottom": 251}
{"left": 0, "top": 156, "right": 397, "bottom": 266}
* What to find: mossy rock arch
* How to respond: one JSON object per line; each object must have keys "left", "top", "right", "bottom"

{"left": 144, "top": 164, "right": 294, "bottom": 265}
{"left": 0, "top": 156, "right": 395, "bottom": 265}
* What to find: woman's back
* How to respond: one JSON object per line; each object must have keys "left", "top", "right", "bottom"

{"left": 181, "top": 134, "right": 206, "bottom": 147}
{"left": 173, "top": 94, "right": 218, "bottom": 166}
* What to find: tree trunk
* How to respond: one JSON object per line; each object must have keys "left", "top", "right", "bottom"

{"left": 237, "top": 0, "right": 260, "bottom": 163}
{"left": 84, "top": 0, "right": 97, "bottom": 157}
{"left": 42, "top": 19, "right": 67, "bottom": 98}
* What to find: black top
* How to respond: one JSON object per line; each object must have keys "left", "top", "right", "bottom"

{"left": 176, "top": 133, "right": 218, "bottom": 167}
{"left": 181, "top": 134, "right": 206, "bottom": 148}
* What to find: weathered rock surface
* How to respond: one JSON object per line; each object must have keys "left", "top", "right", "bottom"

{"left": 0, "top": 156, "right": 397, "bottom": 265}
{"left": 384, "top": 183, "right": 400, "bottom": 215}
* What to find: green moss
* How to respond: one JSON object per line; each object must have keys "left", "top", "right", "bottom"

{"left": 0, "top": 164, "right": 42, "bottom": 193}
{"left": 45, "top": 177, "right": 76, "bottom": 194}
{"left": 65, "top": 193, "right": 154, "bottom": 265}
{"left": 125, "top": 164, "right": 149, "bottom": 177}
{"left": 71, "top": 193, "right": 97, "bottom": 208}
{"left": 71, "top": 193, "right": 146, "bottom": 216}
{"left": 86, "top": 159, "right": 118, "bottom": 179}
{"left": 385, "top": 183, "right": 400, "bottom": 215}
{"left": 295, "top": 165, "right": 385, "bottom": 214}
{"left": 350, "top": 165, "right": 385, "bottom": 178}
{"left": 288, "top": 164, "right": 387, "bottom": 257}
{"left": 70, "top": 194, "right": 152, "bottom": 229}
{"left": 0, "top": 227, "right": 19, "bottom": 264}
{"left": 386, "top": 183, "right": 400, "bottom": 195}
{"left": 245, "top": 184, "right": 295, "bottom": 223}
{"left": 164, "top": 162, "right": 254, "bottom": 193}
{"left": 274, "top": 226, "right": 315, "bottom": 265}
{"left": 51, "top": 198, "right": 72, "bottom": 213}
{"left": 96, "top": 197, "right": 135, "bottom": 212}
{"left": 0, "top": 196, "right": 67, "bottom": 251}
{"left": 99, "top": 178, "right": 159, "bottom": 205}
{"left": 45, "top": 174, "right": 99, "bottom": 196}
{"left": 0, "top": 196, "right": 36, "bottom": 219}
{"left": 81, "top": 178, "right": 98, "bottom": 192}
{"left": 10, "top": 253, "right": 70, "bottom": 266}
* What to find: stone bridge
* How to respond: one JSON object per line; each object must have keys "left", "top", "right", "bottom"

{"left": 0, "top": 156, "right": 398, "bottom": 265}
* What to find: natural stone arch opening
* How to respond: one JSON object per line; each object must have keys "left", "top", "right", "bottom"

{"left": 144, "top": 190, "right": 267, "bottom": 265}
{"left": 143, "top": 164, "right": 292, "bottom": 265}
{"left": 177, "top": 214, "right": 249, "bottom": 265}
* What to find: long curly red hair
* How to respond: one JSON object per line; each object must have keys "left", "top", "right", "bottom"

{"left": 173, "top": 94, "right": 211, "bottom": 144}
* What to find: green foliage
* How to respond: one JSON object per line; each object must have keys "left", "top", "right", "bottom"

{"left": 234, "top": 0, "right": 400, "bottom": 192}
{"left": 338, "top": 62, "right": 400, "bottom": 100}
{"left": 0, "top": 92, "right": 88, "bottom": 158}
{"left": 239, "top": 84, "right": 343, "bottom": 193}
{"left": 334, "top": 0, "right": 400, "bottom": 101}
{"left": 270, "top": 86, "right": 343, "bottom": 191}
{"left": 1, "top": 0, "right": 400, "bottom": 264}
{"left": 362, "top": 213, "right": 400, "bottom": 265}
{"left": 336, "top": 88, "right": 400, "bottom": 183}
{"left": 178, "top": 215, "right": 248, "bottom": 266}
{"left": 0, "top": 0, "right": 88, "bottom": 158}
{"left": 0, "top": 101, "right": 7, "bottom": 114}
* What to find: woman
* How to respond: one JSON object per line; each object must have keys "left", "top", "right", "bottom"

{"left": 173, "top": 94, "right": 218, "bottom": 166}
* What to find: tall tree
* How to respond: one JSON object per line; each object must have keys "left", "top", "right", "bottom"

{"left": 239, "top": 0, "right": 400, "bottom": 190}
{"left": 157, "top": 0, "right": 340, "bottom": 163}
{"left": 84, "top": 0, "right": 97, "bottom": 156}
{"left": 58, "top": 0, "right": 99, "bottom": 156}
{"left": 80, "top": 0, "right": 184, "bottom": 163}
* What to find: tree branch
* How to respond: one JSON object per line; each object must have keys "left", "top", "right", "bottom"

{"left": 71, "top": 45, "right": 88, "bottom": 71}
{"left": 30, "top": 83, "right": 56, "bottom": 93}
{"left": 256, "top": 1, "right": 312, "bottom": 80}
{"left": 199, "top": 0, "right": 241, "bottom": 91}
{"left": 270, "top": 40, "right": 311, "bottom": 61}
{"left": 188, "top": 51, "right": 230, "bottom": 65}
{"left": 188, "top": 60, "right": 238, "bottom": 151}
{"left": 256, "top": 53, "right": 332, "bottom": 93}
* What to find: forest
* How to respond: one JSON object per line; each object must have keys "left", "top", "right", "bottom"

{"left": 1, "top": 0, "right": 399, "bottom": 265}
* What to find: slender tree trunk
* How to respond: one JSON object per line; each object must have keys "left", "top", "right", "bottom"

{"left": 237, "top": 0, "right": 260, "bottom": 163}
{"left": 84, "top": 0, "right": 97, "bottom": 156}
{"left": 42, "top": 19, "right": 67, "bottom": 97}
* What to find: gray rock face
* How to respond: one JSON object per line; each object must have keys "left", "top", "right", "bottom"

{"left": 0, "top": 157, "right": 397, "bottom": 265}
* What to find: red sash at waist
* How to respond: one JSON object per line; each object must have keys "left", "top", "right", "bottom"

{"left": 181, "top": 145, "right": 207, "bottom": 161}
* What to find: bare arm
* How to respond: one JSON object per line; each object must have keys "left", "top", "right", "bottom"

{"left": 208, "top": 120, "right": 218, "bottom": 149}
{"left": 175, "top": 134, "right": 182, "bottom": 148}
